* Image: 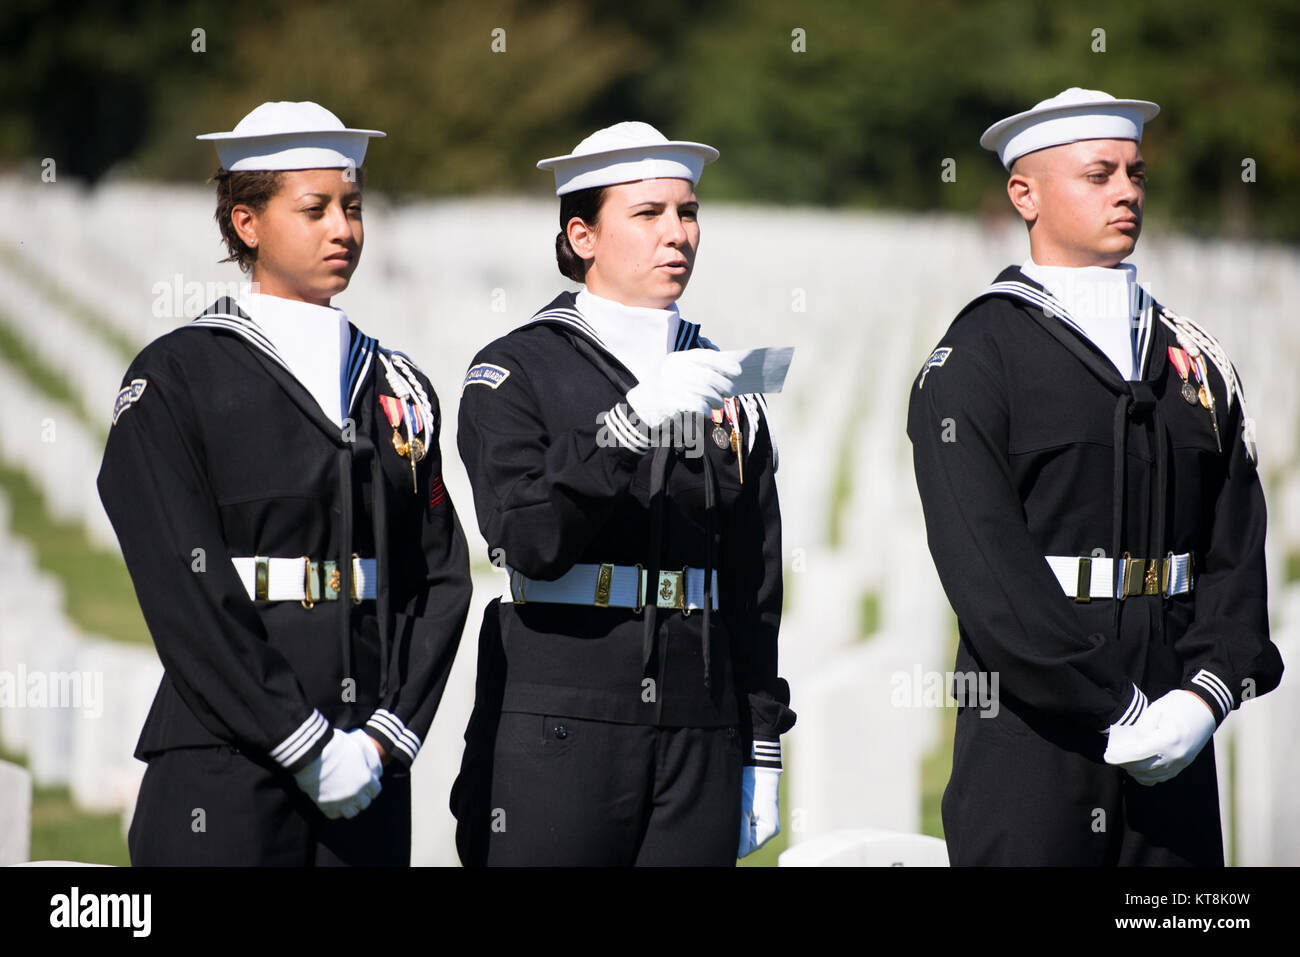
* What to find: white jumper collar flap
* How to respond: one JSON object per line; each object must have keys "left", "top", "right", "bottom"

{"left": 236, "top": 293, "right": 350, "bottom": 427}
{"left": 189, "top": 296, "right": 377, "bottom": 430}
{"left": 1019, "top": 260, "right": 1142, "bottom": 381}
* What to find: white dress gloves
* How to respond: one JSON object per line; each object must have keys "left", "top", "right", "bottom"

{"left": 626, "top": 350, "right": 743, "bottom": 428}
{"left": 293, "top": 727, "right": 384, "bottom": 819}
{"left": 1104, "top": 690, "right": 1217, "bottom": 786}
{"left": 738, "top": 765, "right": 782, "bottom": 858}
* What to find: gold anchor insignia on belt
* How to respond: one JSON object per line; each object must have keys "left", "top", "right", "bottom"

{"left": 1118, "top": 552, "right": 1178, "bottom": 599}
{"left": 1143, "top": 559, "right": 1161, "bottom": 595}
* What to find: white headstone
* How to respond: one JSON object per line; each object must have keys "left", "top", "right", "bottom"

{"left": 0, "top": 759, "right": 32, "bottom": 865}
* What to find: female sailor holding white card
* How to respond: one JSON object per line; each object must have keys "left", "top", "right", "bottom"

{"left": 451, "top": 122, "right": 795, "bottom": 866}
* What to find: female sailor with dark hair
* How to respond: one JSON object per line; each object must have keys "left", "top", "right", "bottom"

{"left": 98, "top": 101, "right": 472, "bottom": 865}
{"left": 451, "top": 122, "right": 794, "bottom": 866}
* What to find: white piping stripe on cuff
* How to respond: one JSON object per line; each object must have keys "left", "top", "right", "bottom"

{"left": 1191, "top": 669, "right": 1233, "bottom": 716}
{"left": 270, "top": 710, "right": 329, "bottom": 768}
{"left": 608, "top": 405, "right": 651, "bottom": 451}
{"left": 1116, "top": 685, "right": 1148, "bottom": 726}
{"left": 605, "top": 409, "right": 643, "bottom": 449}
{"left": 366, "top": 712, "right": 418, "bottom": 753}
{"left": 751, "top": 740, "right": 782, "bottom": 762}
{"left": 365, "top": 718, "right": 417, "bottom": 763}
{"left": 367, "top": 711, "right": 421, "bottom": 760}
{"left": 371, "top": 708, "right": 422, "bottom": 752}
{"left": 611, "top": 404, "right": 650, "bottom": 445}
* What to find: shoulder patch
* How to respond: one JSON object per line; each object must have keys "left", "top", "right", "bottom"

{"left": 112, "top": 378, "right": 148, "bottom": 425}
{"left": 917, "top": 347, "right": 952, "bottom": 389}
{"left": 462, "top": 362, "right": 511, "bottom": 393}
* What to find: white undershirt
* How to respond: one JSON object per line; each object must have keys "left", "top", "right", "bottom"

{"left": 236, "top": 293, "right": 350, "bottom": 427}
{"left": 575, "top": 289, "right": 682, "bottom": 385}
{"left": 1021, "top": 259, "right": 1139, "bottom": 380}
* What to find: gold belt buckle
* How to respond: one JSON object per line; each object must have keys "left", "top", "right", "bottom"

{"left": 350, "top": 552, "right": 363, "bottom": 604}
{"left": 1118, "top": 552, "right": 1145, "bottom": 599}
{"left": 324, "top": 560, "right": 340, "bottom": 601}
{"left": 594, "top": 563, "right": 614, "bottom": 608}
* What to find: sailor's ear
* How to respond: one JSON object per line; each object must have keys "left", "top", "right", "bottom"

{"left": 566, "top": 216, "right": 598, "bottom": 262}
{"left": 1006, "top": 168, "right": 1039, "bottom": 225}
{"left": 231, "top": 204, "right": 260, "bottom": 249}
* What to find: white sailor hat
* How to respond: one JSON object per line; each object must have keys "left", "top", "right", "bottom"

{"left": 537, "top": 121, "right": 719, "bottom": 196}
{"left": 196, "top": 101, "right": 385, "bottom": 171}
{"left": 980, "top": 87, "right": 1160, "bottom": 170}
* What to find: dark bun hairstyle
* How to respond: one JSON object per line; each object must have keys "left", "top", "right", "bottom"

{"left": 555, "top": 185, "right": 609, "bottom": 283}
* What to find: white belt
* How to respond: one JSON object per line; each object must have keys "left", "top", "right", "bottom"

{"left": 231, "top": 555, "right": 377, "bottom": 605}
{"left": 504, "top": 563, "right": 719, "bottom": 612}
{"left": 1045, "top": 552, "right": 1194, "bottom": 602}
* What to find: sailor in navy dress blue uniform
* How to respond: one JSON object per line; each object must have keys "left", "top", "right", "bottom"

{"left": 908, "top": 89, "right": 1283, "bottom": 865}
{"left": 97, "top": 102, "right": 472, "bottom": 865}
{"left": 449, "top": 123, "right": 795, "bottom": 866}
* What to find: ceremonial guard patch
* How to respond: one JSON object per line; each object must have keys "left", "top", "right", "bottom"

{"left": 917, "top": 347, "right": 952, "bottom": 389}
{"left": 112, "top": 378, "right": 148, "bottom": 425}
{"left": 462, "top": 363, "right": 510, "bottom": 392}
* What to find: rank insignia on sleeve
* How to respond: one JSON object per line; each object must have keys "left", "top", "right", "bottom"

{"left": 462, "top": 363, "right": 510, "bottom": 393}
{"left": 429, "top": 474, "right": 446, "bottom": 509}
{"left": 111, "top": 378, "right": 148, "bottom": 425}
{"left": 918, "top": 347, "right": 952, "bottom": 390}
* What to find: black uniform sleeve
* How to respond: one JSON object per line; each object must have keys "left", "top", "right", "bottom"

{"left": 364, "top": 376, "right": 473, "bottom": 768}
{"left": 1172, "top": 375, "right": 1284, "bottom": 723}
{"left": 906, "top": 338, "right": 1143, "bottom": 731}
{"left": 456, "top": 349, "right": 648, "bottom": 579}
{"left": 730, "top": 403, "right": 795, "bottom": 768}
{"left": 96, "top": 350, "right": 330, "bottom": 774}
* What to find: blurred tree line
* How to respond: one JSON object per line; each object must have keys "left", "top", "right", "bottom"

{"left": 2, "top": 0, "right": 1297, "bottom": 239}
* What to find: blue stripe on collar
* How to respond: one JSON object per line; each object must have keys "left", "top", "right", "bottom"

{"left": 344, "top": 327, "right": 376, "bottom": 416}
{"left": 675, "top": 320, "right": 701, "bottom": 351}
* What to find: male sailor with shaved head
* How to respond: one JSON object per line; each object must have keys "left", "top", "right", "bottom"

{"left": 907, "top": 88, "right": 1283, "bottom": 865}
